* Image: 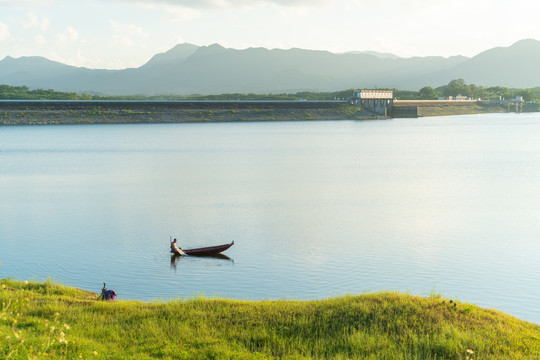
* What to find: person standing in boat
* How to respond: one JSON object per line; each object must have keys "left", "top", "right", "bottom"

{"left": 170, "top": 238, "right": 186, "bottom": 256}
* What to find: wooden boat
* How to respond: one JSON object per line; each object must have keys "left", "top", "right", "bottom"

{"left": 171, "top": 241, "right": 234, "bottom": 256}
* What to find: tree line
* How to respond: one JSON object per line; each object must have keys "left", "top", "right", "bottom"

{"left": 0, "top": 85, "right": 93, "bottom": 100}
{"left": 395, "top": 79, "right": 539, "bottom": 102}
{"left": 0, "top": 81, "right": 539, "bottom": 102}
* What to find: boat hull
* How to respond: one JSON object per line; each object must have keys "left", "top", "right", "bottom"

{"left": 171, "top": 241, "right": 234, "bottom": 256}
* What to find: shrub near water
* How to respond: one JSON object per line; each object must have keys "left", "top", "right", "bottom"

{"left": 1, "top": 279, "right": 540, "bottom": 359}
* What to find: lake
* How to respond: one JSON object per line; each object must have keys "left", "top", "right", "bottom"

{"left": 1, "top": 113, "right": 539, "bottom": 324}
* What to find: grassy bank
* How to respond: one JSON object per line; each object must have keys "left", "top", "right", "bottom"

{"left": 0, "top": 100, "right": 525, "bottom": 126}
{"left": 1, "top": 280, "right": 539, "bottom": 359}
{"left": 0, "top": 102, "right": 381, "bottom": 126}
{"left": 417, "top": 103, "right": 508, "bottom": 117}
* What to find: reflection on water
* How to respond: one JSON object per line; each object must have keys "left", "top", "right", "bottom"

{"left": 1, "top": 113, "right": 540, "bottom": 324}
{"left": 170, "top": 254, "right": 234, "bottom": 270}
{"left": 170, "top": 255, "right": 182, "bottom": 269}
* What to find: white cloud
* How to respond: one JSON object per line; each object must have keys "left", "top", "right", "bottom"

{"left": 110, "top": 20, "right": 149, "bottom": 47}
{"left": 159, "top": 35, "right": 187, "bottom": 51}
{"left": 23, "top": 12, "right": 50, "bottom": 31}
{"left": 172, "top": 35, "right": 185, "bottom": 44}
{"left": 48, "top": 49, "right": 104, "bottom": 69}
{"left": 165, "top": 6, "right": 200, "bottom": 21}
{"left": 57, "top": 26, "right": 79, "bottom": 44}
{"left": 113, "top": 35, "right": 136, "bottom": 47}
{"left": 0, "top": 21, "right": 13, "bottom": 42}
{"left": 107, "top": 0, "right": 329, "bottom": 9}
{"left": 268, "top": 0, "right": 331, "bottom": 6}
{"left": 0, "top": 0, "right": 53, "bottom": 7}
{"left": 110, "top": 20, "right": 149, "bottom": 38}
{"left": 34, "top": 34, "right": 46, "bottom": 45}
{"left": 108, "top": 0, "right": 253, "bottom": 8}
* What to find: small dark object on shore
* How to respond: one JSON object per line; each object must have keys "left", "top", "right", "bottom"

{"left": 100, "top": 282, "right": 117, "bottom": 301}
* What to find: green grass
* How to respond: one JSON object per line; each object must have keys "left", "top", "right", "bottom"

{"left": 1, "top": 279, "right": 539, "bottom": 359}
{"left": 418, "top": 104, "right": 507, "bottom": 117}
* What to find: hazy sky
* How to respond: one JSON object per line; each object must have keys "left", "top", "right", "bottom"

{"left": 1, "top": 0, "right": 539, "bottom": 69}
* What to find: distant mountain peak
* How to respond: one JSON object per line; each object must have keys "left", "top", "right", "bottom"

{"left": 2, "top": 55, "right": 46, "bottom": 63}
{"left": 343, "top": 51, "right": 400, "bottom": 59}
{"left": 167, "top": 43, "right": 200, "bottom": 54}
{"left": 0, "top": 55, "right": 75, "bottom": 69}
{"left": 0, "top": 38, "right": 539, "bottom": 94}
{"left": 203, "top": 43, "right": 227, "bottom": 52}
{"left": 190, "top": 43, "right": 228, "bottom": 58}
{"left": 207, "top": 43, "right": 225, "bottom": 49}
{"left": 473, "top": 38, "right": 540, "bottom": 59}
{"left": 506, "top": 38, "right": 540, "bottom": 52}
{"left": 511, "top": 38, "right": 540, "bottom": 46}
{"left": 142, "top": 43, "right": 200, "bottom": 67}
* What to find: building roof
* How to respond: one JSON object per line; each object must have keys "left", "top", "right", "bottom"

{"left": 354, "top": 90, "right": 393, "bottom": 99}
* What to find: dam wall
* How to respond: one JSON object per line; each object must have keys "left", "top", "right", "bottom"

{"left": 391, "top": 100, "right": 507, "bottom": 118}
{"left": 0, "top": 100, "right": 375, "bottom": 125}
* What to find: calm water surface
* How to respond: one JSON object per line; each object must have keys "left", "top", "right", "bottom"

{"left": 1, "top": 113, "right": 539, "bottom": 324}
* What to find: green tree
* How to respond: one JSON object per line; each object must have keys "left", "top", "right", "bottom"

{"left": 0, "top": 84, "right": 85, "bottom": 100}
{"left": 418, "top": 86, "right": 439, "bottom": 100}
{"left": 514, "top": 89, "right": 537, "bottom": 102}
{"left": 467, "top": 84, "right": 488, "bottom": 99}
{"left": 443, "top": 79, "right": 469, "bottom": 97}
{"left": 486, "top": 86, "right": 512, "bottom": 100}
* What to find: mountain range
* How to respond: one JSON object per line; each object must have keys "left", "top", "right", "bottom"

{"left": 1, "top": 39, "right": 539, "bottom": 95}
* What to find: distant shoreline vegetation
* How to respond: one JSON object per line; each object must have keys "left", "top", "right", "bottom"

{"left": 1, "top": 80, "right": 539, "bottom": 104}
{"left": 0, "top": 80, "right": 537, "bottom": 126}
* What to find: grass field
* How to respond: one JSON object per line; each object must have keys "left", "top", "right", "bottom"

{"left": 1, "top": 279, "right": 539, "bottom": 359}
{"left": 417, "top": 103, "right": 508, "bottom": 117}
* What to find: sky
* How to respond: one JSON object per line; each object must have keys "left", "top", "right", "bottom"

{"left": 0, "top": 0, "right": 539, "bottom": 69}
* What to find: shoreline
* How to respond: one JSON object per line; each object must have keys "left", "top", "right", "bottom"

{"left": 1, "top": 279, "right": 539, "bottom": 359}
{"left": 0, "top": 100, "right": 384, "bottom": 125}
{"left": 0, "top": 100, "right": 516, "bottom": 126}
